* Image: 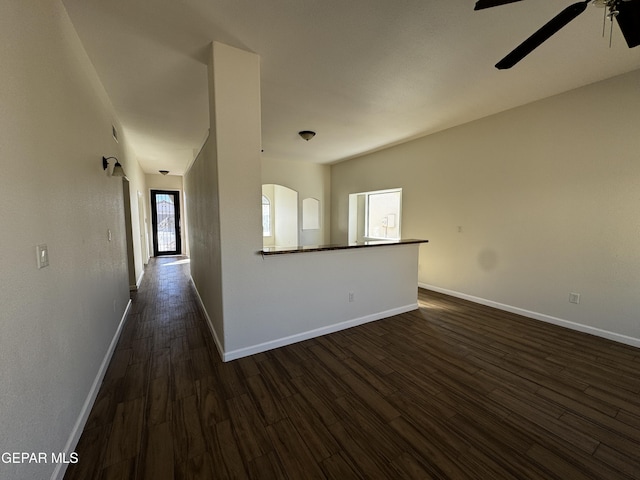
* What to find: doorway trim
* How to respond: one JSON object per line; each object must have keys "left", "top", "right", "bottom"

{"left": 150, "top": 189, "right": 182, "bottom": 256}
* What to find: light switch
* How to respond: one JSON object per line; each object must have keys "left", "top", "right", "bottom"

{"left": 36, "top": 244, "right": 49, "bottom": 269}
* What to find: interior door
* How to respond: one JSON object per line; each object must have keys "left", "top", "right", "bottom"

{"left": 151, "top": 190, "right": 181, "bottom": 256}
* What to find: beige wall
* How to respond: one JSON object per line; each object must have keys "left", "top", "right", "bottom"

{"left": 331, "top": 69, "right": 640, "bottom": 346}
{"left": 184, "top": 134, "right": 224, "bottom": 348}
{"left": 0, "top": 1, "right": 144, "bottom": 478}
{"left": 124, "top": 144, "right": 149, "bottom": 285}
{"left": 146, "top": 173, "right": 184, "bottom": 190}
{"left": 262, "top": 158, "right": 331, "bottom": 245}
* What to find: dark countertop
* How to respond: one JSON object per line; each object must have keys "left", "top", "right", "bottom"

{"left": 260, "top": 238, "right": 429, "bottom": 256}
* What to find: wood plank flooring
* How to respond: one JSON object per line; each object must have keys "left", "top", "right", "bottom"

{"left": 64, "top": 256, "right": 640, "bottom": 479}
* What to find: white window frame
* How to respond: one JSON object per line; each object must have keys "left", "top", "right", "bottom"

{"left": 364, "top": 188, "right": 402, "bottom": 240}
{"left": 348, "top": 188, "right": 402, "bottom": 243}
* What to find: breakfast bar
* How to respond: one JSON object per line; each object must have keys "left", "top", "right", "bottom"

{"left": 221, "top": 238, "right": 429, "bottom": 360}
{"left": 260, "top": 238, "right": 428, "bottom": 255}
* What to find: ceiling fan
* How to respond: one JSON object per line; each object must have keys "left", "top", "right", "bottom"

{"left": 475, "top": 0, "right": 640, "bottom": 69}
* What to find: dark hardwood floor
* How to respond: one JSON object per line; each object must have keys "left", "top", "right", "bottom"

{"left": 65, "top": 256, "right": 640, "bottom": 479}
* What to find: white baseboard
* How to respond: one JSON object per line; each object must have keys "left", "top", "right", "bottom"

{"left": 222, "top": 304, "right": 418, "bottom": 362}
{"left": 51, "top": 299, "right": 132, "bottom": 480}
{"left": 189, "top": 277, "right": 225, "bottom": 362}
{"left": 419, "top": 283, "right": 640, "bottom": 349}
{"left": 188, "top": 276, "right": 418, "bottom": 362}
{"left": 129, "top": 269, "right": 145, "bottom": 292}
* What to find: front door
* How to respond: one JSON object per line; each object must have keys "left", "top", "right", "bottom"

{"left": 150, "top": 190, "right": 181, "bottom": 256}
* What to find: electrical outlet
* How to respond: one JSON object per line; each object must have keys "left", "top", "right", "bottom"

{"left": 348, "top": 292, "right": 355, "bottom": 302}
{"left": 569, "top": 292, "right": 580, "bottom": 304}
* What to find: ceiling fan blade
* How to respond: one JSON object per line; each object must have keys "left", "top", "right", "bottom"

{"left": 474, "top": 0, "right": 523, "bottom": 11}
{"left": 616, "top": 0, "right": 640, "bottom": 48}
{"left": 495, "top": 0, "right": 590, "bottom": 69}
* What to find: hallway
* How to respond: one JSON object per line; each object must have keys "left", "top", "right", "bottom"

{"left": 64, "top": 256, "right": 218, "bottom": 479}
{"left": 64, "top": 257, "right": 640, "bottom": 479}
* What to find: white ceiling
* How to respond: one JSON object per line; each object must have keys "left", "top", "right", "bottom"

{"left": 62, "top": 0, "right": 640, "bottom": 175}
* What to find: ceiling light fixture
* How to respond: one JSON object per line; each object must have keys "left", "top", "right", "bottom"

{"left": 159, "top": 170, "right": 169, "bottom": 175}
{"left": 298, "top": 130, "right": 316, "bottom": 141}
{"left": 102, "top": 156, "right": 127, "bottom": 178}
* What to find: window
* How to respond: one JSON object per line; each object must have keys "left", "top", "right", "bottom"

{"left": 365, "top": 189, "right": 402, "bottom": 240}
{"left": 348, "top": 188, "right": 402, "bottom": 243}
{"left": 262, "top": 195, "right": 271, "bottom": 236}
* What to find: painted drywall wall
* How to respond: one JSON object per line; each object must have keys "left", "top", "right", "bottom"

{"left": 273, "top": 184, "right": 299, "bottom": 247}
{"left": 226, "top": 245, "right": 420, "bottom": 360}
{"left": 262, "top": 158, "right": 331, "bottom": 245}
{"left": 262, "top": 183, "right": 298, "bottom": 247}
{"left": 184, "top": 135, "right": 225, "bottom": 350}
{"left": 302, "top": 198, "right": 321, "bottom": 231}
{"left": 146, "top": 173, "right": 184, "bottom": 190}
{"left": 331, "top": 69, "right": 640, "bottom": 345}
{"left": 122, "top": 142, "right": 149, "bottom": 286}
{"left": 0, "top": 1, "right": 138, "bottom": 478}
{"left": 185, "top": 42, "right": 420, "bottom": 359}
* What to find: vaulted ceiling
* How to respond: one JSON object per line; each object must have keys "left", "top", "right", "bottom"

{"left": 62, "top": 0, "right": 640, "bottom": 174}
